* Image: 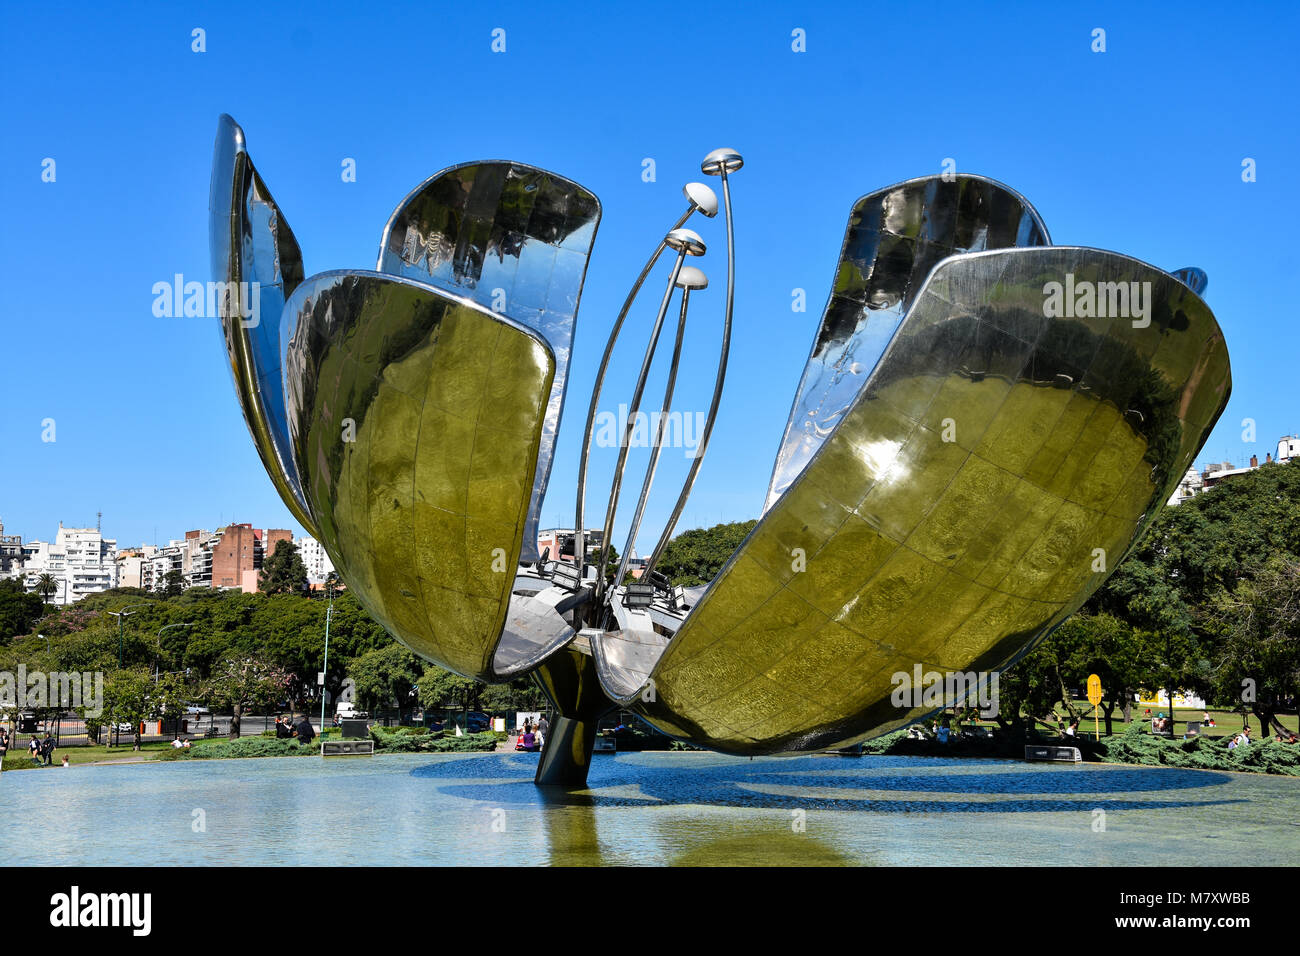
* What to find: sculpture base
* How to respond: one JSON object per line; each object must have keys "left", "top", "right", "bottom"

{"left": 534, "top": 714, "right": 601, "bottom": 787}
{"left": 532, "top": 646, "right": 614, "bottom": 788}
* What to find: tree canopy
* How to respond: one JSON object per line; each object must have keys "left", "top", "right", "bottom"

{"left": 259, "top": 539, "right": 309, "bottom": 595}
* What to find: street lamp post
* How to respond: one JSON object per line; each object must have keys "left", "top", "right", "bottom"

{"left": 319, "top": 576, "right": 337, "bottom": 734}
{"left": 107, "top": 603, "right": 151, "bottom": 669}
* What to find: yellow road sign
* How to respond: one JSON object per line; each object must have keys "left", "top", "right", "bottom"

{"left": 1087, "top": 674, "right": 1103, "bottom": 706}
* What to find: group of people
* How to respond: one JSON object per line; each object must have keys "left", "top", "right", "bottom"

{"left": 170, "top": 736, "right": 192, "bottom": 749}
{"left": 29, "top": 732, "right": 57, "bottom": 765}
{"left": 515, "top": 715, "right": 549, "bottom": 752}
{"left": 273, "top": 715, "right": 317, "bottom": 745}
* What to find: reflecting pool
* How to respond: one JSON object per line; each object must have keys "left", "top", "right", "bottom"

{"left": 3, "top": 752, "right": 1296, "bottom": 865}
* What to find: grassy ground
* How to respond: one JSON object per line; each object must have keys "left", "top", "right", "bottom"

{"left": 1000, "top": 707, "right": 1300, "bottom": 739}
{"left": 2, "top": 740, "right": 179, "bottom": 771}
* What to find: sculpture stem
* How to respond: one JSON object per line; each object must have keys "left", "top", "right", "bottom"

{"left": 532, "top": 646, "right": 615, "bottom": 788}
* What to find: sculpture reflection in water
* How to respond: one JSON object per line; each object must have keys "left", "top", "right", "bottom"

{"left": 211, "top": 115, "right": 1231, "bottom": 787}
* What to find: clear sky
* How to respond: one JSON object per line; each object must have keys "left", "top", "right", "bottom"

{"left": 1, "top": 0, "right": 1296, "bottom": 554}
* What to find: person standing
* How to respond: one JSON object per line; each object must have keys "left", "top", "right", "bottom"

{"left": 40, "top": 733, "right": 55, "bottom": 766}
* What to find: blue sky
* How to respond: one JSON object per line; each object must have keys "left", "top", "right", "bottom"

{"left": 1, "top": 0, "right": 1296, "bottom": 553}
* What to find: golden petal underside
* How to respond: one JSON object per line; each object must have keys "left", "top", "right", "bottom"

{"left": 286, "top": 273, "right": 554, "bottom": 680}
{"left": 633, "top": 248, "right": 1230, "bottom": 755}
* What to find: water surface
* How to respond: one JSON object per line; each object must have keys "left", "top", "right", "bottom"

{"left": 3, "top": 752, "right": 1295, "bottom": 865}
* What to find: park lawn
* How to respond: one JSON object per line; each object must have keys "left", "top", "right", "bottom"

{"left": 1, "top": 740, "right": 179, "bottom": 771}
{"left": 963, "top": 708, "right": 1299, "bottom": 739}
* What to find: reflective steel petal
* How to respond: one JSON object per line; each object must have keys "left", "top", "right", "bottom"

{"left": 282, "top": 271, "right": 556, "bottom": 681}
{"left": 208, "top": 114, "right": 317, "bottom": 535}
{"left": 376, "top": 162, "right": 601, "bottom": 560}
{"left": 610, "top": 246, "right": 1229, "bottom": 754}
{"left": 763, "top": 175, "right": 1051, "bottom": 513}
{"left": 1171, "top": 266, "right": 1208, "bottom": 295}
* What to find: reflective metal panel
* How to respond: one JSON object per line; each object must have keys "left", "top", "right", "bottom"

{"left": 376, "top": 163, "right": 601, "bottom": 560}
{"left": 625, "top": 246, "right": 1230, "bottom": 755}
{"left": 209, "top": 114, "right": 316, "bottom": 534}
{"left": 1171, "top": 266, "right": 1208, "bottom": 295}
{"left": 763, "top": 175, "right": 1050, "bottom": 513}
{"left": 282, "top": 270, "right": 556, "bottom": 681}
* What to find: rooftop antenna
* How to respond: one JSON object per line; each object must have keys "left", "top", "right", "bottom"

{"left": 97, "top": 511, "right": 102, "bottom": 533}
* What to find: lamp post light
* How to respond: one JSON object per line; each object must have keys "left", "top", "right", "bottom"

{"left": 573, "top": 182, "right": 718, "bottom": 579}
{"left": 107, "top": 603, "right": 151, "bottom": 670}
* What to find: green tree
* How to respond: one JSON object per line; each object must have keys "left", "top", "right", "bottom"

{"left": 350, "top": 643, "right": 423, "bottom": 719}
{"left": 204, "top": 655, "right": 289, "bottom": 739}
{"left": 101, "top": 669, "right": 152, "bottom": 750}
{"left": 655, "top": 520, "right": 757, "bottom": 586}
{"left": 0, "top": 578, "right": 43, "bottom": 644}
{"left": 417, "top": 665, "right": 481, "bottom": 719}
{"left": 1206, "top": 557, "right": 1300, "bottom": 737}
{"left": 259, "top": 539, "right": 308, "bottom": 596}
{"left": 1051, "top": 613, "right": 1163, "bottom": 734}
{"left": 35, "top": 573, "right": 59, "bottom": 610}
{"left": 162, "top": 569, "right": 185, "bottom": 598}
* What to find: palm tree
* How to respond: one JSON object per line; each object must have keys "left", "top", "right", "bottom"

{"left": 35, "top": 573, "right": 58, "bottom": 610}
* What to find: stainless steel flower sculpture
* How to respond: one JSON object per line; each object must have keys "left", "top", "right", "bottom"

{"left": 211, "top": 115, "right": 1230, "bottom": 786}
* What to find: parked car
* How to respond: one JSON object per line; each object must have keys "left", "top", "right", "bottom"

{"left": 336, "top": 701, "right": 368, "bottom": 720}
{"left": 466, "top": 712, "right": 491, "bottom": 733}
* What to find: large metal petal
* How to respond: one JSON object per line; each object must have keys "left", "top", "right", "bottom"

{"left": 763, "top": 175, "right": 1050, "bottom": 513}
{"left": 282, "top": 270, "right": 556, "bottom": 681}
{"left": 376, "top": 162, "right": 601, "bottom": 560}
{"left": 208, "top": 114, "right": 317, "bottom": 535}
{"left": 621, "top": 246, "right": 1230, "bottom": 754}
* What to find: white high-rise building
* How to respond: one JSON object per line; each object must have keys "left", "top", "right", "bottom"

{"left": 295, "top": 535, "right": 335, "bottom": 584}
{"left": 142, "top": 540, "right": 187, "bottom": 592}
{"left": 22, "top": 523, "right": 118, "bottom": 604}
